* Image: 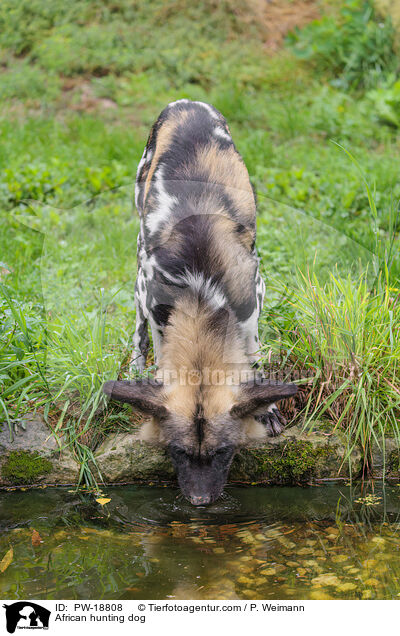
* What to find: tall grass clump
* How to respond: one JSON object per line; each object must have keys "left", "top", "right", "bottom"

{"left": 0, "top": 281, "right": 48, "bottom": 439}
{"left": 43, "top": 295, "right": 134, "bottom": 487}
{"left": 0, "top": 280, "right": 134, "bottom": 487}
{"left": 265, "top": 268, "right": 400, "bottom": 474}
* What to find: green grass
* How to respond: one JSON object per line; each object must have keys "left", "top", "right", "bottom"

{"left": 1, "top": 0, "right": 400, "bottom": 484}
{"left": 261, "top": 267, "right": 400, "bottom": 474}
{"left": 287, "top": 0, "right": 397, "bottom": 90}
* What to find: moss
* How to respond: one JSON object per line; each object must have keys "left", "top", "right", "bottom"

{"left": 1, "top": 450, "right": 53, "bottom": 484}
{"left": 246, "top": 440, "right": 332, "bottom": 484}
{"left": 388, "top": 449, "right": 400, "bottom": 475}
{"left": 309, "top": 419, "right": 333, "bottom": 433}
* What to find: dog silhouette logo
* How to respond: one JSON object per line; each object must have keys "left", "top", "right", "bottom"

{"left": 3, "top": 602, "right": 50, "bottom": 633}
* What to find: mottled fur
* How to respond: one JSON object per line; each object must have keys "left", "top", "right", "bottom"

{"left": 104, "top": 99, "right": 297, "bottom": 504}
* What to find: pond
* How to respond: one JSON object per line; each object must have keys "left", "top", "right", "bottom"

{"left": 0, "top": 483, "right": 399, "bottom": 600}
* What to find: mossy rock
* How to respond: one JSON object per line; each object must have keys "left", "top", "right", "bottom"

{"left": 94, "top": 433, "right": 176, "bottom": 483}
{"left": 0, "top": 414, "right": 79, "bottom": 486}
{"left": 235, "top": 440, "right": 332, "bottom": 484}
{"left": 230, "top": 424, "right": 362, "bottom": 483}
{"left": 371, "top": 437, "right": 399, "bottom": 477}
{"left": 263, "top": 439, "right": 332, "bottom": 482}
{"left": 1, "top": 450, "right": 53, "bottom": 485}
{"left": 388, "top": 448, "right": 400, "bottom": 477}
{"left": 231, "top": 439, "right": 332, "bottom": 484}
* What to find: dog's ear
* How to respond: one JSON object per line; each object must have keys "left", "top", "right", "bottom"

{"left": 230, "top": 380, "right": 297, "bottom": 418}
{"left": 103, "top": 379, "right": 169, "bottom": 419}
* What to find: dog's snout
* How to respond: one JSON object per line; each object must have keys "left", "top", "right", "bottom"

{"left": 190, "top": 495, "right": 211, "bottom": 506}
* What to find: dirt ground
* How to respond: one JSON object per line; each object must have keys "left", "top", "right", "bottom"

{"left": 240, "top": 0, "right": 320, "bottom": 51}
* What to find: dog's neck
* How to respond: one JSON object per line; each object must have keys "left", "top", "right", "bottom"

{"left": 155, "top": 291, "right": 254, "bottom": 419}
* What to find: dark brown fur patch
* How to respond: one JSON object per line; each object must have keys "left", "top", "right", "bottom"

{"left": 230, "top": 381, "right": 298, "bottom": 419}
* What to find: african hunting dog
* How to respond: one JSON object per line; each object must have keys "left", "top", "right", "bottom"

{"left": 103, "top": 99, "right": 297, "bottom": 505}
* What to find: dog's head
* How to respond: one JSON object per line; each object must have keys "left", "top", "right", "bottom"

{"left": 103, "top": 378, "right": 297, "bottom": 505}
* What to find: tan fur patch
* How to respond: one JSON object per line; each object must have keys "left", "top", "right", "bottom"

{"left": 157, "top": 295, "right": 250, "bottom": 422}
{"left": 157, "top": 217, "right": 185, "bottom": 255}
{"left": 185, "top": 142, "right": 256, "bottom": 225}
{"left": 138, "top": 419, "right": 162, "bottom": 444}
{"left": 210, "top": 215, "right": 256, "bottom": 305}
{"left": 140, "top": 296, "right": 265, "bottom": 448}
{"left": 242, "top": 416, "right": 268, "bottom": 442}
{"left": 143, "top": 110, "right": 190, "bottom": 208}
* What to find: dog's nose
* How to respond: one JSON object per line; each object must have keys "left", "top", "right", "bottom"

{"left": 190, "top": 495, "right": 211, "bottom": 506}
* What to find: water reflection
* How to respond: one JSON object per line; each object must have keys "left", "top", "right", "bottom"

{"left": 0, "top": 482, "right": 399, "bottom": 600}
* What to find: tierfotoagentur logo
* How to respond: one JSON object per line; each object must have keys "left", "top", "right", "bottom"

{"left": 3, "top": 602, "right": 51, "bottom": 634}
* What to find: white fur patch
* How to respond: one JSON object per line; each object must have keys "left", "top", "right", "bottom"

{"left": 214, "top": 127, "right": 231, "bottom": 142}
{"left": 142, "top": 252, "right": 157, "bottom": 281}
{"left": 255, "top": 267, "right": 265, "bottom": 313}
{"left": 135, "top": 148, "right": 153, "bottom": 210}
{"left": 167, "top": 99, "right": 218, "bottom": 120}
{"left": 181, "top": 271, "right": 227, "bottom": 309}
{"left": 135, "top": 269, "right": 148, "bottom": 315}
{"left": 145, "top": 165, "right": 178, "bottom": 236}
{"left": 193, "top": 101, "right": 219, "bottom": 119}
{"left": 168, "top": 98, "right": 190, "bottom": 108}
{"left": 240, "top": 307, "right": 260, "bottom": 361}
{"left": 135, "top": 183, "right": 142, "bottom": 211}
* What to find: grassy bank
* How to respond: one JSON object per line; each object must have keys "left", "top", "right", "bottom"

{"left": 1, "top": 0, "right": 399, "bottom": 484}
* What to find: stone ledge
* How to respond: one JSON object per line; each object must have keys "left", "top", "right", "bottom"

{"left": 93, "top": 423, "right": 362, "bottom": 484}
{"left": 1, "top": 415, "right": 397, "bottom": 487}
{"left": 0, "top": 414, "right": 79, "bottom": 485}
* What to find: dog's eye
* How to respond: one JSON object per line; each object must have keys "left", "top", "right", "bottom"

{"left": 169, "top": 445, "right": 187, "bottom": 458}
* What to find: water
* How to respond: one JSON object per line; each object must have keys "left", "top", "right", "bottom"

{"left": 1, "top": 483, "right": 399, "bottom": 600}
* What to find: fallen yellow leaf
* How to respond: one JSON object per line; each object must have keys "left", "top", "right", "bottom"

{"left": 31, "top": 529, "right": 43, "bottom": 546}
{"left": 311, "top": 573, "right": 341, "bottom": 587}
{"left": 336, "top": 582, "right": 357, "bottom": 592}
{"left": 310, "top": 590, "right": 333, "bottom": 600}
{"left": 296, "top": 547, "right": 313, "bottom": 555}
{"left": 0, "top": 547, "right": 13, "bottom": 573}
{"left": 364, "top": 578, "right": 379, "bottom": 587}
{"left": 96, "top": 497, "right": 111, "bottom": 506}
{"left": 237, "top": 576, "right": 252, "bottom": 585}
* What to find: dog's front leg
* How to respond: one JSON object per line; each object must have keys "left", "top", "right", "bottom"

{"left": 129, "top": 269, "right": 149, "bottom": 374}
{"left": 149, "top": 316, "right": 163, "bottom": 365}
